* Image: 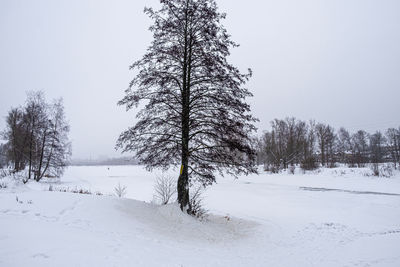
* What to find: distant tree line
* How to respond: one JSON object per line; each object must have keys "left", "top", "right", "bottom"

{"left": 257, "top": 117, "right": 400, "bottom": 172}
{"left": 1, "top": 91, "right": 71, "bottom": 181}
{"left": 70, "top": 157, "right": 139, "bottom": 166}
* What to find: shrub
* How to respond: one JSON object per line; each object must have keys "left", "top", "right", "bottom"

{"left": 288, "top": 165, "right": 296, "bottom": 175}
{"left": 48, "top": 185, "right": 102, "bottom": 195}
{"left": 0, "top": 182, "right": 7, "bottom": 189}
{"left": 114, "top": 183, "right": 127, "bottom": 198}
{"left": 379, "top": 164, "right": 394, "bottom": 178}
{"left": 0, "top": 169, "right": 10, "bottom": 178}
{"left": 153, "top": 175, "right": 176, "bottom": 205}
{"left": 264, "top": 164, "right": 280, "bottom": 173}
{"left": 188, "top": 185, "right": 208, "bottom": 219}
{"left": 371, "top": 163, "right": 380, "bottom": 176}
{"left": 301, "top": 156, "right": 318, "bottom": 171}
{"left": 370, "top": 163, "right": 394, "bottom": 178}
{"left": 73, "top": 188, "right": 92, "bottom": 195}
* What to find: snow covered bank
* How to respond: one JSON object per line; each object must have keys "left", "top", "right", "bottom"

{"left": 0, "top": 189, "right": 257, "bottom": 267}
{"left": 0, "top": 166, "right": 399, "bottom": 266}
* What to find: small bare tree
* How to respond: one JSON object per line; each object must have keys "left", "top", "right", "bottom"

{"left": 154, "top": 175, "right": 176, "bottom": 205}
{"left": 114, "top": 183, "right": 127, "bottom": 198}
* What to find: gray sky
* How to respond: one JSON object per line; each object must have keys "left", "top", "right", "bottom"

{"left": 1, "top": 0, "right": 399, "bottom": 159}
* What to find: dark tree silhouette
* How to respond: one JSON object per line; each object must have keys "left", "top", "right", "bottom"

{"left": 262, "top": 118, "right": 316, "bottom": 172}
{"left": 2, "top": 92, "right": 71, "bottom": 181}
{"left": 117, "top": 0, "right": 257, "bottom": 213}
{"left": 0, "top": 144, "right": 6, "bottom": 168}
{"left": 316, "top": 123, "right": 336, "bottom": 167}
{"left": 386, "top": 128, "right": 400, "bottom": 169}
{"left": 3, "top": 108, "right": 28, "bottom": 171}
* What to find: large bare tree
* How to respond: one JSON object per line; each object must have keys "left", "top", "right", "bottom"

{"left": 117, "top": 0, "right": 257, "bottom": 213}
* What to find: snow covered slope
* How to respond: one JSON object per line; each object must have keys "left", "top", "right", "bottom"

{"left": 0, "top": 166, "right": 399, "bottom": 266}
{"left": 0, "top": 190, "right": 257, "bottom": 267}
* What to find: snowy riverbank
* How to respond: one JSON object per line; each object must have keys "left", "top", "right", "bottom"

{"left": 1, "top": 166, "right": 399, "bottom": 266}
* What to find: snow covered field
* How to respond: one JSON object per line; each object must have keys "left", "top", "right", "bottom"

{"left": 1, "top": 165, "right": 400, "bottom": 267}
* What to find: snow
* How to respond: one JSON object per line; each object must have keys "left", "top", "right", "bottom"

{"left": 1, "top": 166, "right": 400, "bottom": 266}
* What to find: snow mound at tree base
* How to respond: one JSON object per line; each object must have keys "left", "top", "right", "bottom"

{"left": 117, "top": 200, "right": 259, "bottom": 244}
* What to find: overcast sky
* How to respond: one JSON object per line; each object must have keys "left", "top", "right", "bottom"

{"left": 1, "top": 0, "right": 399, "bottom": 159}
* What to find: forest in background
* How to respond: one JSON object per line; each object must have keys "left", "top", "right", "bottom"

{"left": 256, "top": 117, "right": 400, "bottom": 175}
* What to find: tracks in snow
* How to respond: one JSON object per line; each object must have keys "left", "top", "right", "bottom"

{"left": 300, "top": 187, "right": 400, "bottom": 196}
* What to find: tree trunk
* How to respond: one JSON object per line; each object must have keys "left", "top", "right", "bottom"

{"left": 36, "top": 129, "right": 47, "bottom": 181}
{"left": 28, "top": 120, "right": 34, "bottom": 180}
{"left": 177, "top": 87, "right": 191, "bottom": 212}
{"left": 14, "top": 160, "right": 19, "bottom": 172}
{"left": 177, "top": 4, "right": 192, "bottom": 213}
{"left": 41, "top": 145, "right": 53, "bottom": 179}
{"left": 178, "top": 74, "right": 191, "bottom": 212}
{"left": 177, "top": 154, "right": 190, "bottom": 212}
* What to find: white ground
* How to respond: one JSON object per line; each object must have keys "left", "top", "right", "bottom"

{"left": 1, "top": 166, "right": 400, "bottom": 267}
